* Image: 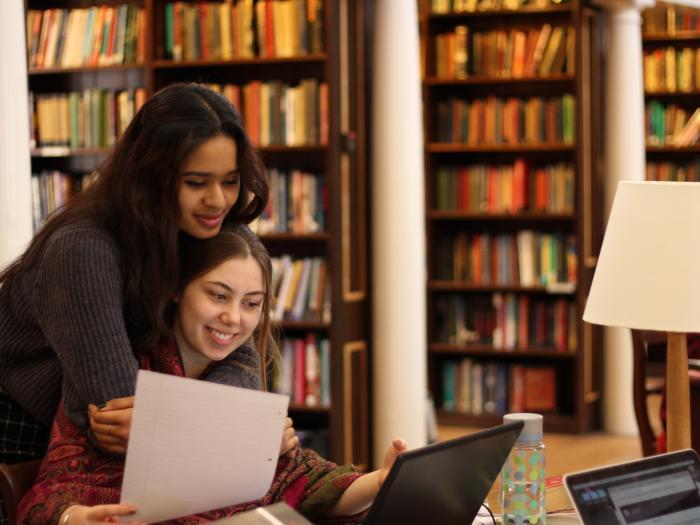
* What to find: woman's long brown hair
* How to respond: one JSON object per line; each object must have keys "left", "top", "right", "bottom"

{"left": 0, "top": 83, "right": 269, "bottom": 355}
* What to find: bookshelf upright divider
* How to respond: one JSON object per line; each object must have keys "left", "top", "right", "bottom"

{"left": 421, "top": 0, "right": 604, "bottom": 433}
{"left": 25, "top": 0, "right": 372, "bottom": 466}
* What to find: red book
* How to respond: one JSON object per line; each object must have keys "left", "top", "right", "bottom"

{"left": 459, "top": 167, "right": 470, "bottom": 211}
{"left": 198, "top": 3, "right": 209, "bottom": 60}
{"left": 518, "top": 295, "right": 529, "bottom": 349}
{"left": 265, "top": 0, "right": 275, "bottom": 57}
{"left": 319, "top": 83, "right": 328, "bottom": 145}
{"left": 105, "top": 7, "right": 118, "bottom": 65}
{"left": 513, "top": 158, "right": 528, "bottom": 212}
{"left": 523, "top": 366, "right": 556, "bottom": 412}
{"left": 535, "top": 168, "right": 548, "bottom": 211}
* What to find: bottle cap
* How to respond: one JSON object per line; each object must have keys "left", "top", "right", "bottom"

{"left": 504, "top": 413, "right": 543, "bottom": 442}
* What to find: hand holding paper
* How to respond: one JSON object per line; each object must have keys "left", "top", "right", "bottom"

{"left": 120, "top": 370, "right": 289, "bottom": 524}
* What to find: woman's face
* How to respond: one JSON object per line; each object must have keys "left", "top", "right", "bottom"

{"left": 178, "top": 134, "right": 240, "bottom": 239}
{"left": 174, "top": 255, "right": 264, "bottom": 369}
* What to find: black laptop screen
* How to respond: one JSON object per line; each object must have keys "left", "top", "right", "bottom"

{"left": 566, "top": 450, "right": 700, "bottom": 525}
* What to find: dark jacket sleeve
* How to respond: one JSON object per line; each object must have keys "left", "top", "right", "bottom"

{"left": 203, "top": 341, "right": 263, "bottom": 391}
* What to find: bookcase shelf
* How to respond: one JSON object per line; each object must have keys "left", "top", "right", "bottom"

{"left": 24, "top": 0, "right": 372, "bottom": 466}
{"left": 644, "top": 90, "right": 700, "bottom": 99}
{"left": 260, "top": 233, "right": 330, "bottom": 243}
{"left": 425, "top": 74, "right": 575, "bottom": 86}
{"left": 29, "top": 64, "right": 146, "bottom": 75}
{"left": 150, "top": 55, "right": 328, "bottom": 68}
{"left": 288, "top": 403, "right": 330, "bottom": 414}
{"left": 642, "top": 32, "right": 700, "bottom": 44}
{"left": 427, "top": 210, "right": 575, "bottom": 221}
{"left": 429, "top": 343, "right": 576, "bottom": 359}
{"left": 429, "top": 281, "right": 576, "bottom": 295}
{"left": 421, "top": 0, "right": 603, "bottom": 432}
{"left": 279, "top": 320, "right": 331, "bottom": 331}
{"left": 647, "top": 145, "right": 700, "bottom": 153}
{"left": 427, "top": 4, "right": 574, "bottom": 20}
{"left": 427, "top": 143, "right": 576, "bottom": 153}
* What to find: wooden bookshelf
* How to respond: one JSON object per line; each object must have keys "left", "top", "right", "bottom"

{"left": 642, "top": 2, "right": 700, "bottom": 182}
{"left": 25, "top": 0, "right": 372, "bottom": 466}
{"left": 420, "top": 0, "right": 604, "bottom": 432}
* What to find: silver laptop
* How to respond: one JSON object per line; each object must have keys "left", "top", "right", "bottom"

{"left": 564, "top": 449, "right": 700, "bottom": 524}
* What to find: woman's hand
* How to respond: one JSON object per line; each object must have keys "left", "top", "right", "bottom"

{"left": 280, "top": 416, "right": 299, "bottom": 456}
{"left": 88, "top": 396, "right": 135, "bottom": 455}
{"left": 58, "top": 504, "right": 145, "bottom": 525}
{"left": 378, "top": 438, "right": 407, "bottom": 487}
{"left": 327, "top": 437, "right": 407, "bottom": 517}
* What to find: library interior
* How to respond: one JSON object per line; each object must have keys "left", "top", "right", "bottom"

{"left": 2, "top": 0, "right": 700, "bottom": 523}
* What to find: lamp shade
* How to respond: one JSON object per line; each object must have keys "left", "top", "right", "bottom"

{"left": 583, "top": 181, "right": 700, "bottom": 333}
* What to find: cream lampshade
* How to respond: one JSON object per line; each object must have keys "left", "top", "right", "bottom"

{"left": 583, "top": 180, "right": 700, "bottom": 451}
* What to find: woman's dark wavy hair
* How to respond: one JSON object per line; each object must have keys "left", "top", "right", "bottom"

{"left": 176, "top": 227, "right": 279, "bottom": 390}
{"left": 0, "top": 83, "right": 268, "bottom": 355}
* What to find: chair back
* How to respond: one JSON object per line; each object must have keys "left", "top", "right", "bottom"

{"left": 631, "top": 329, "right": 700, "bottom": 456}
{"left": 0, "top": 460, "right": 41, "bottom": 525}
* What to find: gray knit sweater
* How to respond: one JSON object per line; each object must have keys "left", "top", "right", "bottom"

{"left": 0, "top": 219, "right": 261, "bottom": 432}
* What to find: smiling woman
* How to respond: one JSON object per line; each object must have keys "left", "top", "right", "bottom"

{"left": 174, "top": 237, "right": 267, "bottom": 380}
{"left": 178, "top": 134, "right": 242, "bottom": 240}
{"left": 0, "top": 83, "right": 269, "bottom": 476}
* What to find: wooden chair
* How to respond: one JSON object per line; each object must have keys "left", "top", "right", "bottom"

{"left": 631, "top": 329, "right": 700, "bottom": 456}
{"left": 0, "top": 460, "right": 41, "bottom": 525}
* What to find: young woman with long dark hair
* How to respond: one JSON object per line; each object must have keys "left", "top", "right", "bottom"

{"left": 0, "top": 83, "right": 269, "bottom": 466}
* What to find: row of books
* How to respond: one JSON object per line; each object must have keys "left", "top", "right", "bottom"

{"left": 253, "top": 169, "right": 326, "bottom": 234}
{"left": 433, "top": 160, "right": 574, "bottom": 213}
{"left": 644, "top": 47, "right": 700, "bottom": 93}
{"left": 441, "top": 360, "right": 557, "bottom": 415}
{"left": 275, "top": 333, "right": 330, "bottom": 408}
{"left": 645, "top": 101, "right": 700, "bottom": 146}
{"left": 271, "top": 256, "right": 330, "bottom": 322}
{"left": 433, "top": 231, "right": 577, "bottom": 287}
{"left": 29, "top": 89, "right": 147, "bottom": 150}
{"left": 163, "top": 0, "right": 323, "bottom": 61}
{"left": 207, "top": 80, "right": 328, "bottom": 147}
{"left": 435, "top": 25, "right": 573, "bottom": 79}
{"left": 26, "top": 5, "right": 145, "bottom": 69}
{"left": 435, "top": 94, "right": 576, "bottom": 145}
{"left": 435, "top": 293, "right": 577, "bottom": 352}
{"left": 31, "top": 170, "right": 96, "bottom": 231}
{"left": 642, "top": 3, "right": 700, "bottom": 36}
{"left": 430, "top": 0, "right": 571, "bottom": 14}
{"left": 647, "top": 160, "right": 700, "bottom": 181}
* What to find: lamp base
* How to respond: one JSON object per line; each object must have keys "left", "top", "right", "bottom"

{"left": 666, "top": 332, "right": 691, "bottom": 451}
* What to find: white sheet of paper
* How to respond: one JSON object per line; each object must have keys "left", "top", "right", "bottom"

{"left": 120, "top": 370, "right": 289, "bottom": 524}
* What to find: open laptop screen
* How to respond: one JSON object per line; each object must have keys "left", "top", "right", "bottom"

{"left": 565, "top": 449, "right": 700, "bottom": 525}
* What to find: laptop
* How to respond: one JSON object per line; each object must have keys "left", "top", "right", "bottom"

{"left": 362, "top": 419, "right": 523, "bottom": 524}
{"left": 215, "top": 420, "right": 523, "bottom": 525}
{"left": 564, "top": 449, "right": 700, "bottom": 524}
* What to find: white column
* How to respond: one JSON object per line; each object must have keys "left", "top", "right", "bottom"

{"left": 371, "top": 1, "right": 427, "bottom": 465}
{"left": 596, "top": 0, "right": 652, "bottom": 435}
{"left": 0, "top": 0, "right": 33, "bottom": 270}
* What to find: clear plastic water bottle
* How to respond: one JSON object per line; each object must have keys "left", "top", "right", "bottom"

{"left": 500, "top": 413, "right": 546, "bottom": 524}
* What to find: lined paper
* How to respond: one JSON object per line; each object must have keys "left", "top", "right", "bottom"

{"left": 120, "top": 370, "right": 289, "bottom": 524}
